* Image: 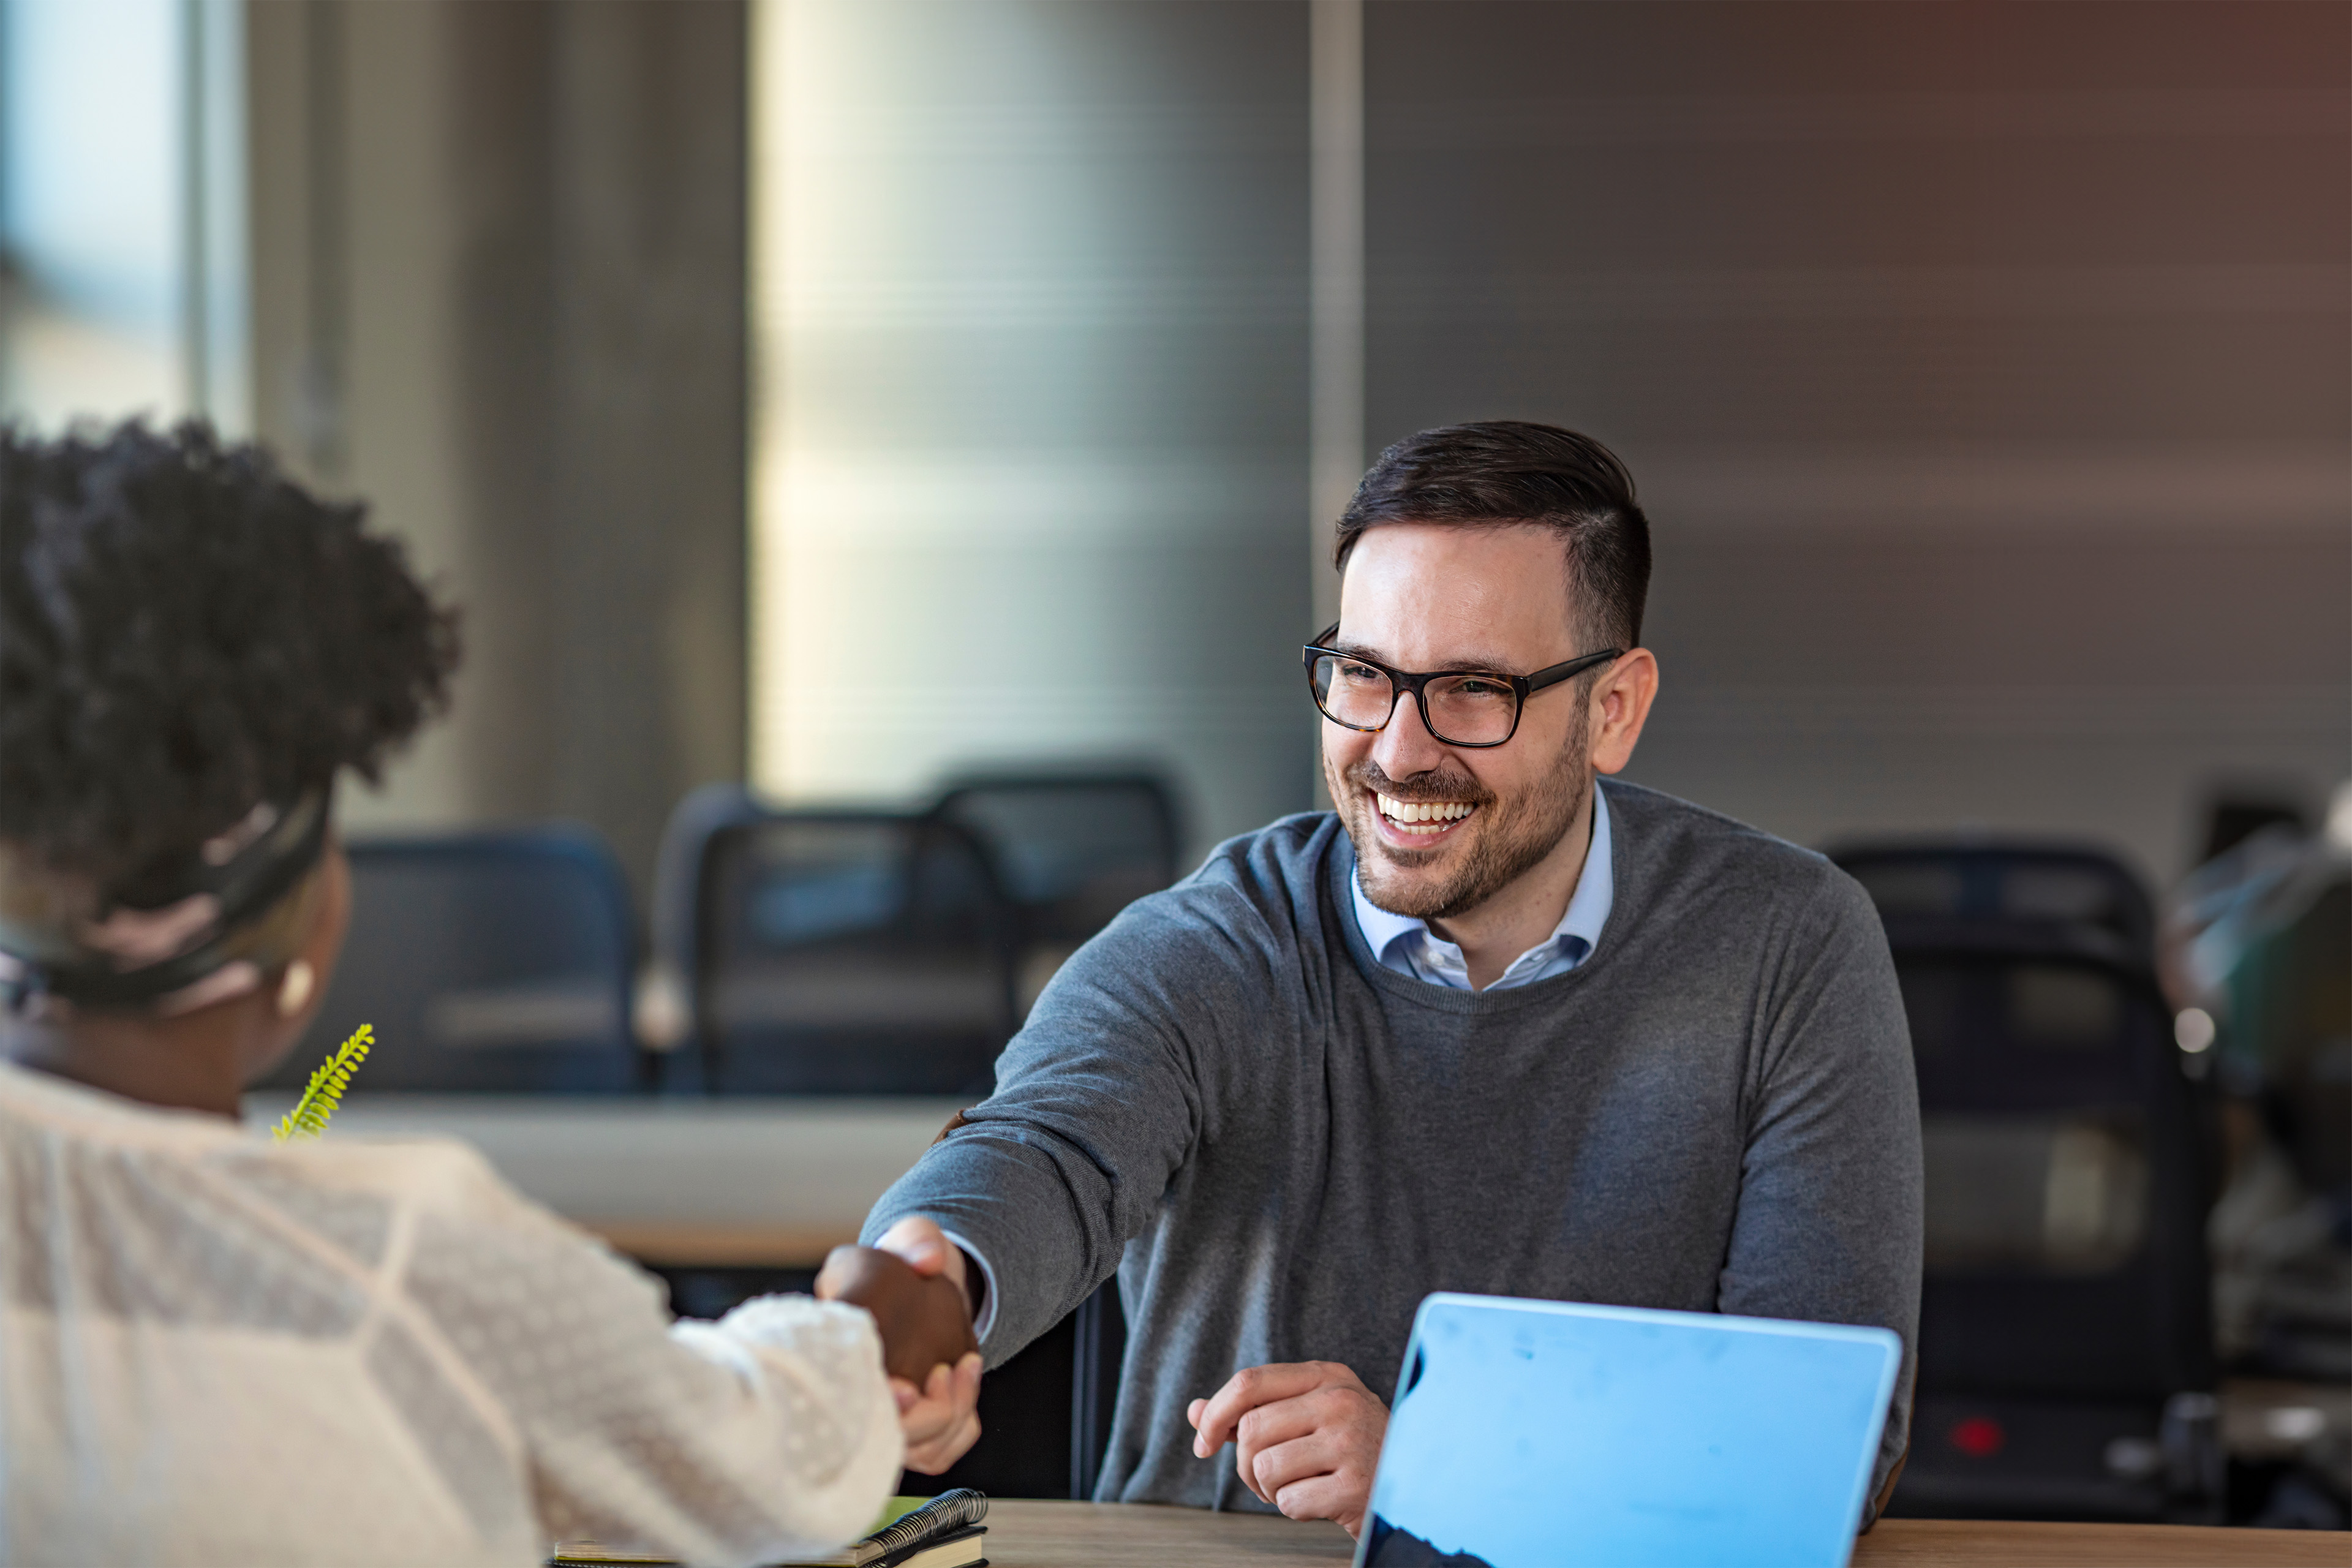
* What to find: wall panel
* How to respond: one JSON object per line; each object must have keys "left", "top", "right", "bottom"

{"left": 1365, "top": 0, "right": 2350, "bottom": 879}
{"left": 753, "top": 0, "right": 1313, "bottom": 851}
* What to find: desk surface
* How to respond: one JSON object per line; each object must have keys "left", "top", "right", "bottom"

{"left": 974, "top": 1500, "right": 2346, "bottom": 1567}
{"left": 237, "top": 1093, "right": 961, "bottom": 1265}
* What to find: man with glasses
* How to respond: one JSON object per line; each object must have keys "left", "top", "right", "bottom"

{"left": 843, "top": 421, "right": 1921, "bottom": 1532}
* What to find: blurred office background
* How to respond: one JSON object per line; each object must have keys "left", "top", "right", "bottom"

{"left": 1, "top": 0, "right": 2345, "bottom": 1529}
{"left": 7, "top": 0, "right": 2337, "bottom": 889}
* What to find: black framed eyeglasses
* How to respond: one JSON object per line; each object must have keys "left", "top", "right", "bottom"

{"left": 1301, "top": 624, "right": 1624, "bottom": 748}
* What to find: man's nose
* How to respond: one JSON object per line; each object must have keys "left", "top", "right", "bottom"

{"left": 1370, "top": 687, "right": 1450, "bottom": 780}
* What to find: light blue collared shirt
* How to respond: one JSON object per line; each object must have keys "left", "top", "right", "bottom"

{"left": 1351, "top": 782, "right": 1614, "bottom": 990}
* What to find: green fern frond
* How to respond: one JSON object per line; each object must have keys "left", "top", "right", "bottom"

{"left": 273, "top": 1024, "right": 374, "bottom": 1142}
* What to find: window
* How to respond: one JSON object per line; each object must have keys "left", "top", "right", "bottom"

{"left": 0, "top": 0, "right": 246, "bottom": 430}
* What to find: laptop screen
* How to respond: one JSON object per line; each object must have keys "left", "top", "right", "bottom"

{"left": 1357, "top": 1294, "right": 1901, "bottom": 1568}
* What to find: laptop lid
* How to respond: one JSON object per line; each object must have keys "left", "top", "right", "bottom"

{"left": 1355, "top": 1294, "right": 1902, "bottom": 1568}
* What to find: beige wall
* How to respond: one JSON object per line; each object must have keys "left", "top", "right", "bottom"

{"left": 251, "top": 1, "right": 472, "bottom": 824}
{"left": 247, "top": 0, "right": 749, "bottom": 904}
{"left": 751, "top": 0, "right": 1314, "bottom": 851}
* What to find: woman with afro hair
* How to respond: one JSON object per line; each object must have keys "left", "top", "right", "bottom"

{"left": 0, "top": 423, "right": 976, "bottom": 1567}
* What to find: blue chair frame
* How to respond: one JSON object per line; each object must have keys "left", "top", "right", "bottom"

{"left": 256, "top": 824, "right": 642, "bottom": 1095}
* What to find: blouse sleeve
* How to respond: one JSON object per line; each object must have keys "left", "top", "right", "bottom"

{"left": 391, "top": 1149, "right": 902, "bottom": 1566}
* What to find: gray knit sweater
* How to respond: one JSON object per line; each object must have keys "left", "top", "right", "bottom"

{"left": 864, "top": 779, "right": 1923, "bottom": 1512}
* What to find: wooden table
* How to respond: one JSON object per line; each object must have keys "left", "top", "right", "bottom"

{"left": 238, "top": 1093, "right": 962, "bottom": 1265}
{"left": 974, "top": 1500, "right": 2347, "bottom": 1566}
{"left": 1852, "top": 1518, "right": 2346, "bottom": 1566}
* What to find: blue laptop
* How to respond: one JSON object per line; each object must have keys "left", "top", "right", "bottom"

{"left": 1355, "top": 1294, "right": 1902, "bottom": 1568}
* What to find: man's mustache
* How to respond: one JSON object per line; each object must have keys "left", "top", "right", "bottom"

{"left": 1341, "top": 761, "right": 1495, "bottom": 808}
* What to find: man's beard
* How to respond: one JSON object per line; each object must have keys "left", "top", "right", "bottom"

{"left": 1325, "top": 706, "right": 1590, "bottom": 924}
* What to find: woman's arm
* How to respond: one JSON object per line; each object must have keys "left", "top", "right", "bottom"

{"left": 393, "top": 1151, "right": 902, "bottom": 1567}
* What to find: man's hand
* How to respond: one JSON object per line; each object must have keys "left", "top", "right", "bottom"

{"left": 856, "top": 1216, "right": 989, "bottom": 1473}
{"left": 872, "top": 1215, "right": 980, "bottom": 1318}
{"left": 894, "top": 1351, "right": 983, "bottom": 1474}
{"left": 1186, "top": 1362, "right": 1388, "bottom": 1537}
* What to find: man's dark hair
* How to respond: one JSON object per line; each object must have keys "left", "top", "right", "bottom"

{"left": 0, "top": 420, "right": 459, "bottom": 888}
{"left": 1333, "top": 420, "right": 1652, "bottom": 650}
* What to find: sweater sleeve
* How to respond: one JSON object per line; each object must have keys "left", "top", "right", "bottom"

{"left": 862, "top": 877, "right": 1289, "bottom": 1363}
{"left": 1714, "top": 865, "right": 1924, "bottom": 1519}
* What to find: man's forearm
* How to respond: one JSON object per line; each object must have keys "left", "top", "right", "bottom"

{"left": 863, "top": 1125, "right": 1130, "bottom": 1361}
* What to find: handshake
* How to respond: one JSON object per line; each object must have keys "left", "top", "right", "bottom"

{"left": 815, "top": 1235, "right": 986, "bottom": 1472}
{"left": 813, "top": 1221, "right": 1388, "bottom": 1537}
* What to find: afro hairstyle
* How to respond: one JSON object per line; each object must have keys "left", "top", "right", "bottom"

{"left": 0, "top": 420, "right": 459, "bottom": 892}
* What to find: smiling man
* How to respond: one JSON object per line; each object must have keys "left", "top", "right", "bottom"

{"left": 850, "top": 421, "right": 1923, "bottom": 1532}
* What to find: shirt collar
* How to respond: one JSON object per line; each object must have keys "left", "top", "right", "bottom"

{"left": 1351, "top": 781, "right": 1615, "bottom": 977}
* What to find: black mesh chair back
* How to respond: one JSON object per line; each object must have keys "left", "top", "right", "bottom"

{"left": 1838, "top": 842, "right": 2156, "bottom": 963}
{"left": 254, "top": 827, "right": 639, "bottom": 1094}
{"left": 690, "top": 805, "right": 1017, "bottom": 1095}
{"left": 932, "top": 773, "right": 1180, "bottom": 1015}
{"left": 933, "top": 773, "right": 1180, "bottom": 939}
{"left": 649, "top": 783, "right": 769, "bottom": 1088}
{"left": 1833, "top": 840, "right": 2218, "bottom": 1521}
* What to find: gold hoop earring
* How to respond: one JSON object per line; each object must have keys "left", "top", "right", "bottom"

{"left": 276, "top": 960, "right": 315, "bottom": 1018}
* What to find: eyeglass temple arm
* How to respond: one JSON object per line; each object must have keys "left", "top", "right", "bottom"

{"left": 1520, "top": 647, "right": 1626, "bottom": 694}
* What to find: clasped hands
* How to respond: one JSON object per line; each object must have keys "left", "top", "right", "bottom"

{"left": 818, "top": 1215, "right": 1387, "bottom": 1537}
{"left": 813, "top": 1221, "right": 984, "bottom": 1474}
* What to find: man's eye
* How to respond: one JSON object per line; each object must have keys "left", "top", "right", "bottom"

{"left": 1453, "top": 677, "right": 1505, "bottom": 698}
{"left": 1340, "top": 662, "right": 1384, "bottom": 684}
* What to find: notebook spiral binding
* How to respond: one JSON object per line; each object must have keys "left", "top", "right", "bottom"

{"left": 870, "top": 1490, "right": 988, "bottom": 1560}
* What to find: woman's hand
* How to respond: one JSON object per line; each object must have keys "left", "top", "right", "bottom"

{"left": 815, "top": 1244, "right": 978, "bottom": 1382}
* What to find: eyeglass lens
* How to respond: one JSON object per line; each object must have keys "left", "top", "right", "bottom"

{"left": 1310, "top": 655, "right": 1519, "bottom": 745}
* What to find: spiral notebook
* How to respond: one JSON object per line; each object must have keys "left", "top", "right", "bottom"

{"left": 549, "top": 1490, "right": 988, "bottom": 1568}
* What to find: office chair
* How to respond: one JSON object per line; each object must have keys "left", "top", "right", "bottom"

{"left": 657, "top": 786, "right": 1019, "bottom": 1095}
{"left": 915, "top": 1277, "right": 1127, "bottom": 1500}
{"left": 931, "top": 771, "right": 1182, "bottom": 1014}
{"left": 646, "top": 782, "right": 772, "bottom": 1089}
{"left": 1833, "top": 841, "right": 2221, "bottom": 1522}
{"left": 1068, "top": 1276, "right": 1129, "bottom": 1498}
{"left": 1838, "top": 842, "right": 2157, "bottom": 962}
{"left": 252, "top": 826, "right": 641, "bottom": 1094}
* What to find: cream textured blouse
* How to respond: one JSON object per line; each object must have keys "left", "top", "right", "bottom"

{"left": 0, "top": 1061, "right": 901, "bottom": 1567}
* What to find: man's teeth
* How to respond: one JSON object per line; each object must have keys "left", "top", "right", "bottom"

{"left": 1376, "top": 794, "right": 1476, "bottom": 834}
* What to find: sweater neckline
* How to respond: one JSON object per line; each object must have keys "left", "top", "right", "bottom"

{"left": 1323, "top": 786, "right": 1622, "bottom": 1016}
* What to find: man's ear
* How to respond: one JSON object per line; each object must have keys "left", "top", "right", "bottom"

{"left": 1589, "top": 649, "right": 1660, "bottom": 777}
